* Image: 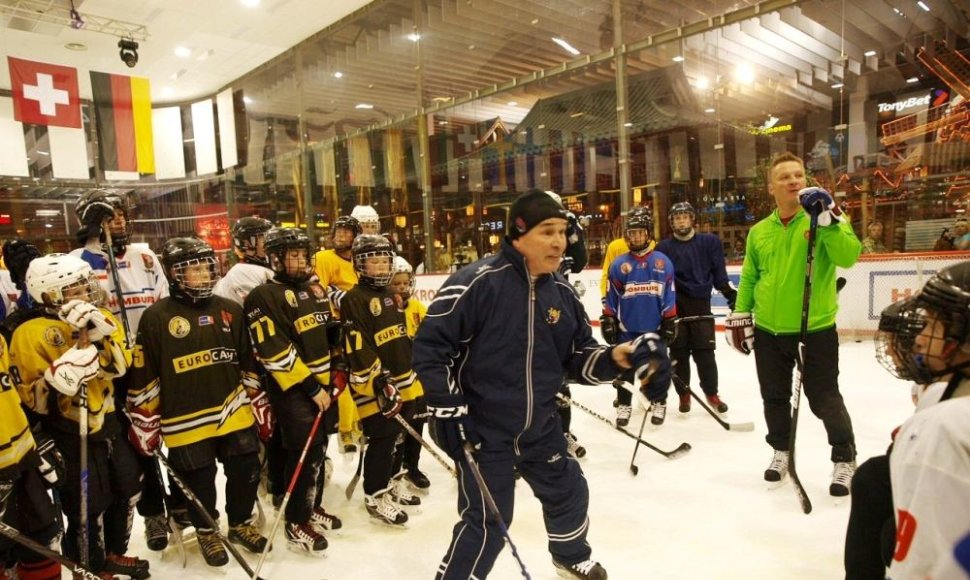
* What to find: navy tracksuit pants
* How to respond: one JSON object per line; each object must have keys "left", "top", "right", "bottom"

{"left": 436, "top": 415, "right": 591, "bottom": 579}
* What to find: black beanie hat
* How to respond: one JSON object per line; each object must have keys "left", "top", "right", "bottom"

{"left": 508, "top": 190, "right": 568, "bottom": 239}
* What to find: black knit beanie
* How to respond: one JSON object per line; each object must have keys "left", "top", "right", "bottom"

{"left": 507, "top": 190, "right": 568, "bottom": 239}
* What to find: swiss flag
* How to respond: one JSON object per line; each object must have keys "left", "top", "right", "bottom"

{"left": 7, "top": 57, "right": 82, "bottom": 128}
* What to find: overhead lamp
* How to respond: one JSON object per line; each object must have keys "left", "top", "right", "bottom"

{"left": 551, "top": 37, "right": 580, "bottom": 56}
{"left": 174, "top": 46, "right": 191, "bottom": 58}
{"left": 355, "top": 103, "right": 374, "bottom": 110}
{"left": 906, "top": 76, "right": 919, "bottom": 83}
{"left": 864, "top": 50, "right": 877, "bottom": 57}
{"left": 917, "top": 1, "right": 930, "bottom": 11}
{"left": 831, "top": 82, "right": 844, "bottom": 89}
{"left": 407, "top": 33, "right": 421, "bottom": 42}
{"left": 704, "top": 107, "right": 716, "bottom": 114}
{"left": 672, "top": 55, "right": 685, "bottom": 63}
{"left": 507, "top": 101, "right": 518, "bottom": 106}
{"left": 118, "top": 38, "right": 139, "bottom": 68}
{"left": 69, "top": 1, "right": 84, "bottom": 29}
{"left": 694, "top": 76, "right": 709, "bottom": 90}
{"left": 333, "top": 71, "right": 343, "bottom": 78}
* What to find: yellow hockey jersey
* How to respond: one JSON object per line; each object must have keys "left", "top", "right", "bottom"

{"left": 129, "top": 297, "right": 258, "bottom": 448}
{"left": 400, "top": 298, "right": 427, "bottom": 402}
{"left": 10, "top": 310, "right": 128, "bottom": 439}
{"left": 0, "top": 334, "right": 38, "bottom": 478}
{"left": 313, "top": 249, "right": 357, "bottom": 291}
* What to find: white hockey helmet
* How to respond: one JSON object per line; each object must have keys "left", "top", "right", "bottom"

{"left": 391, "top": 255, "right": 415, "bottom": 297}
{"left": 26, "top": 253, "right": 101, "bottom": 308}
{"left": 351, "top": 205, "right": 380, "bottom": 235}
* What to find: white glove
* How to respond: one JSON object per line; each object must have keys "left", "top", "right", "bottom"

{"left": 44, "top": 344, "right": 100, "bottom": 396}
{"left": 725, "top": 312, "right": 755, "bottom": 355}
{"left": 59, "top": 300, "right": 116, "bottom": 341}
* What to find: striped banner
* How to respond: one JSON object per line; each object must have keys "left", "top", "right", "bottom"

{"left": 90, "top": 71, "right": 154, "bottom": 174}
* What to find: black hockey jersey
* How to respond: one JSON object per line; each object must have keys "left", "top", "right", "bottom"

{"left": 129, "top": 296, "right": 258, "bottom": 449}
{"left": 341, "top": 285, "right": 417, "bottom": 419}
{"left": 244, "top": 280, "right": 335, "bottom": 392}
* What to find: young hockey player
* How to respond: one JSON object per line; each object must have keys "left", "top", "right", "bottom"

{"left": 312, "top": 216, "right": 363, "bottom": 454}
{"left": 388, "top": 256, "right": 430, "bottom": 491}
{"left": 604, "top": 209, "right": 677, "bottom": 426}
{"left": 351, "top": 205, "right": 381, "bottom": 235}
{"left": 70, "top": 190, "right": 176, "bottom": 552}
{"left": 213, "top": 216, "right": 275, "bottom": 305}
{"left": 341, "top": 235, "right": 416, "bottom": 526}
{"left": 245, "top": 228, "right": 345, "bottom": 555}
{"left": 656, "top": 202, "right": 736, "bottom": 414}
{"left": 10, "top": 254, "right": 144, "bottom": 579}
{"left": 0, "top": 333, "right": 65, "bottom": 580}
{"left": 127, "top": 237, "right": 267, "bottom": 567}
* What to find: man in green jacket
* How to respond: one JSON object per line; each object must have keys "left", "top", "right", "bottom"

{"left": 725, "top": 151, "right": 861, "bottom": 497}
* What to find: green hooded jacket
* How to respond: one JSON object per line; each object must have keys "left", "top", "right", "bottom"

{"left": 735, "top": 209, "right": 861, "bottom": 335}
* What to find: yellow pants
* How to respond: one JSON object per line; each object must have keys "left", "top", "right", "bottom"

{"left": 337, "top": 388, "right": 359, "bottom": 434}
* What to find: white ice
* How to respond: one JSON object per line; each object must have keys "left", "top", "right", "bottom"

{"left": 124, "top": 337, "right": 911, "bottom": 579}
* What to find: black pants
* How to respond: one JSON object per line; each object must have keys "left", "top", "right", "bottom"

{"left": 753, "top": 327, "right": 856, "bottom": 462}
{"left": 361, "top": 412, "right": 401, "bottom": 496}
{"left": 392, "top": 398, "right": 426, "bottom": 475}
{"left": 669, "top": 296, "right": 719, "bottom": 396}
{"left": 557, "top": 384, "right": 572, "bottom": 433}
{"left": 270, "top": 387, "right": 326, "bottom": 525}
{"left": 167, "top": 429, "right": 260, "bottom": 530}
{"left": 844, "top": 454, "right": 894, "bottom": 579}
{"left": 0, "top": 468, "right": 60, "bottom": 567}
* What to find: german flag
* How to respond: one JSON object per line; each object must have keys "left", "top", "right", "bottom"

{"left": 90, "top": 71, "right": 154, "bottom": 173}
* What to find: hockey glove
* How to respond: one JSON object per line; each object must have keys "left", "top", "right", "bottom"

{"left": 631, "top": 333, "right": 672, "bottom": 396}
{"left": 600, "top": 315, "right": 620, "bottom": 345}
{"left": 44, "top": 343, "right": 100, "bottom": 396}
{"left": 798, "top": 187, "right": 843, "bottom": 227}
{"left": 374, "top": 372, "right": 403, "bottom": 419}
{"left": 59, "top": 300, "right": 116, "bottom": 342}
{"left": 2, "top": 239, "right": 41, "bottom": 290}
{"left": 33, "top": 429, "right": 65, "bottom": 489}
{"left": 660, "top": 317, "right": 678, "bottom": 344}
{"left": 719, "top": 286, "right": 738, "bottom": 311}
{"left": 78, "top": 199, "right": 117, "bottom": 234}
{"left": 329, "top": 358, "right": 349, "bottom": 400}
{"left": 566, "top": 211, "right": 583, "bottom": 246}
{"left": 426, "top": 393, "right": 478, "bottom": 461}
{"left": 248, "top": 389, "right": 275, "bottom": 442}
{"left": 725, "top": 312, "right": 755, "bottom": 355}
{"left": 128, "top": 408, "right": 161, "bottom": 457}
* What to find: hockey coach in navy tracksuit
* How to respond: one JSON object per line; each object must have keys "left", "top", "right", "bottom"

{"left": 414, "top": 190, "right": 671, "bottom": 580}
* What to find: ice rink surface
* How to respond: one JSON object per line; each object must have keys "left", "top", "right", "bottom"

{"left": 126, "top": 337, "right": 912, "bottom": 579}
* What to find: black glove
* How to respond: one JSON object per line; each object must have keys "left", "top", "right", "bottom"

{"left": 631, "top": 333, "right": 672, "bottom": 395}
{"left": 374, "top": 372, "right": 402, "bottom": 419}
{"left": 720, "top": 286, "right": 738, "bottom": 311}
{"left": 2, "top": 240, "right": 41, "bottom": 290}
{"left": 661, "top": 317, "right": 678, "bottom": 344}
{"left": 600, "top": 315, "right": 619, "bottom": 345}
{"left": 79, "top": 199, "right": 117, "bottom": 231}
{"left": 33, "top": 430, "right": 65, "bottom": 489}
{"left": 566, "top": 211, "right": 583, "bottom": 246}
{"left": 427, "top": 393, "right": 478, "bottom": 461}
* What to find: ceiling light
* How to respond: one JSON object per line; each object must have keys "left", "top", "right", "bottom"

{"left": 507, "top": 101, "right": 518, "bottom": 106}
{"left": 118, "top": 38, "right": 139, "bottom": 68}
{"left": 569, "top": 112, "right": 585, "bottom": 118}
{"left": 672, "top": 55, "right": 685, "bottom": 62}
{"left": 864, "top": 50, "right": 877, "bottom": 57}
{"left": 243, "top": 96, "right": 253, "bottom": 104}
{"left": 704, "top": 107, "right": 716, "bottom": 113}
{"left": 906, "top": 76, "right": 919, "bottom": 83}
{"left": 174, "top": 46, "right": 191, "bottom": 58}
{"left": 407, "top": 33, "right": 421, "bottom": 42}
{"left": 893, "top": 7, "right": 903, "bottom": 15}
{"left": 240, "top": 0, "right": 260, "bottom": 6}
{"left": 355, "top": 103, "right": 374, "bottom": 109}
{"left": 734, "top": 64, "right": 754, "bottom": 84}
{"left": 69, "top": 3, "right": 84, "bottom": 29}
{"left": 695, "top": 76, "right": 709, "bottom": 90}
{"left": 917, "top": 0, "right": 930, "bottom": 11}
{"left": 624, "top": 122, "right": 633, "bottom": 127}
{"left": 65, "top": 42, "right": 87, "bottom": 51}
{"left": 551, "top": 37, "right": 580, "bottom": 56}
{"left": 831, "top": 83, "right": 844, "bottom": 89}
{"left": 333, "top": 71, "right": 343, "bottom": 78}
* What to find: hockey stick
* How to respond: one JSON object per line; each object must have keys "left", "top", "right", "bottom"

{"left": 76, "top": 327, "right": 90, "bottom": 569}
{"left": 670, "top": 375, "right": 755, "bottom": 432}
{"left": 150, "top": 459, "right": 186, "bottom": 567}
{"left": 788, "top": 211, "right": 820, "bottom": 515}
{"left": 628, "top": 403, "right": 650, "bottom": 476}
{"left": 102, "top": 225, "right": 133, "bottom": 348}
{"left": 0, "top": 520, "right": 101, "bottom": 580}
{"left": 556, "top": 394, "right": 691, "bottom": 459}
{"left": 252, "top": 408, "right": 325, "bottom": 579}
{"left": 154, "top": 451, "right": 267, "bottom": 580}
{"left": 345, "top": 434, "right": 367, "bottom": 501}
{"left": 393, "top": 414, "right": 457, "bottom": 477}
{"left": 461, "top": 441, "right": 532, "bottom": 580}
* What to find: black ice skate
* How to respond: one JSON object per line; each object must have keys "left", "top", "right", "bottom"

{"left": 228, "top": 520, "right": 269, "bottom": 554}
{"left": 553, "top": 558, "right": 608, "bottom": 579}
{"left": 196, "top": 529, "right": 229, "bottom": 567}
{"left": 103, "top": 553, "right": 150, "bottom": 580}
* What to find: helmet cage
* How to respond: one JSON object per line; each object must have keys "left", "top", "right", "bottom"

{"left": 169, "top": 256, "right": 220, "bottom": 302}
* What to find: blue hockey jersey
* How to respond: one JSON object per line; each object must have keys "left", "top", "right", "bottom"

{"left": 605, "top": 250, "right": 677, "bottom": 337}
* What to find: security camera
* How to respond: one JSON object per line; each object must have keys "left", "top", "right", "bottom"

{"left": 118, "top": 39, "right": 139, "bottom": 68}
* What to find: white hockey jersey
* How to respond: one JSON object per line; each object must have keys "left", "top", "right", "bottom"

{"left": 70, "top": 242, "right": 169, "bottom": 339}
{"left": 212, "top": 262, "right": 274, "bottom": 306}
{"left": 889, "top": 378, "right": 970, "bottom": 580}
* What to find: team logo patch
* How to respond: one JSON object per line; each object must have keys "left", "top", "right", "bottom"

{"left": 369, "top": 297, "right": 382, "bottom": 317}
{"left": 221, "top": 310, "right": 233, "bottom": 326}
{"left": 168, "top": 316, "right": 191, "bottom": 338}
{"left": 285, "top": 290, "right": 298, "bottom": 308}
{"left": 142, "top": 254, "right": 155, "bottom": 270}
{"left": 310, "top": 284, "right": 326, "bottom": 300}
{"left": 620, "top": 262, "right": 633, "bottom": 275}
{"left": 44, "top": 327, "right": 66, "bottom": 348}
{"left": 199, "top": 315, "right": 214, "bottom": 326}
{"left": 653, "top": 259, "right": 665, "bottom": 271}
{"left": 298, "top": 291, "right": 309, "bottom": 299}
{"left": 383, "top": 297, "right": 394, "bottom": 307}
{"left": 546, "top": 307, "right": 561, "bottom": 325}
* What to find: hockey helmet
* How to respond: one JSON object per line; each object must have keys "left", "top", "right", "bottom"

{"left": 668, "top": 202, "right": 696, "bottom": 236}
{"left": 625, "top": 207, "right": 653, "bottom": 252}
{"left": 352, "top": 234, "right": 395, "bottom": 288}
{"left": 231, "top": 217, "right": 273, "bottom": 265}
{"left": 26, "top": 253, "right": 102, "bottom": 310}
{"left": 389, "top": 255, "right": 415, "bottom": 299}
{"left": 351, "top": 205, "right": 380, "bottom": 235}
{"left": 161, "top": 237, "right": 220, "bottom": 305}
{"left": 264, "top": 227, "right": 315, "bottom": 284}
{"left": 332, "top": 215, "right": 362, "bottom": 251}
{"left": 75, "top": 190, "right": 132, "bottom": 248}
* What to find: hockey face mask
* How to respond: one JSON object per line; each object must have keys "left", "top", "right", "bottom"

{"left": 171, "top": 257, "right": 219, "bottom": 302}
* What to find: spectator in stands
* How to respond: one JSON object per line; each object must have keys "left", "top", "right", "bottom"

{"left": 861, "top": 220, "right": 888, "bottom": 254}
{"left": 730, "top": 237, "right": 746, "bottom": 261}
{"left": 954, "top": 218, "right": 970, "bottom": 250}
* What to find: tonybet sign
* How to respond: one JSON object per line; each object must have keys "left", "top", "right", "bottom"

{"left": 877, "top": 89, "right": 950, "bottom": 114}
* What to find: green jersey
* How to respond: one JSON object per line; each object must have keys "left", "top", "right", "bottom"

{"left": 735, "top": 209, "right": 860, "bottom": 335}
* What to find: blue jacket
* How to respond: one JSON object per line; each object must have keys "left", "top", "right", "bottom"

{"left": 605, "top": 250, "right": 677, "bottom": 337}
{"left": 656, "top": 233, "right": 731, "bottom": 300}
{"left": 413, "top": 239, "right": 622, "bottom": 453}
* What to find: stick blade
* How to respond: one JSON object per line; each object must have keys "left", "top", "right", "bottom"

{"left": 666, "top": 442, "right": 692, "bottom": 459}
{"left": 729, "top": 421, "right": 756, "bottom": 432}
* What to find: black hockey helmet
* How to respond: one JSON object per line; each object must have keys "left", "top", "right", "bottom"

{"left": 668, "top": 202, "right": 696, "bottom": 236}
{"left": 75, "top": 189, "right": 132, "bottom": 250}
{"left": 874, "top": 298, "right": 920, "bottom": 380}
{"left": 625, "top": 207, "right": 653, "bottom": 252}
{"left": 352, "top": 234, "right": 395, "bottom": 289}
{"left": 332, "top": 215, "right": 362, "bottom": 252}
{"left": 161, "top": 237, "right": 220, "bottom": 305}
{"left": 231, "top": 216, "right": 273, "bottom": 265}
{"left": 2, "top": 239, "right": 41, "bottom": 290}
{"left": 264, "top": 227, "right": 314, "bottom": 284}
